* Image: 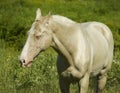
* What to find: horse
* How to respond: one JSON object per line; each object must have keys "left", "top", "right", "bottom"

{"left": 20, "top": 8, "right": 114, "bottom": 93}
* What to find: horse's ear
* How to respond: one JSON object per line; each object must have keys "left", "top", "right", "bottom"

{"left": 44, "top": 12, "right": 52, "bottom": 25}
{"left": 35, "top": 8, "right": 42, "bottom": 20}
{"left": 48, "top": 11, "right": 51, "bottom": 16}
{"left": 46, "top": 11, "right": 52, "bottom": 20}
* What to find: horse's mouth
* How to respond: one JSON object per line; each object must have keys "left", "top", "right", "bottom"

{"left": 22, "top": 61, "right": 33, "bottom": 67}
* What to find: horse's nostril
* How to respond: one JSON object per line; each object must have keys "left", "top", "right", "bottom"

{"left": 22, "top": 59, "right": 25, "bottom": 63}
{"left": 20, "top": 59, "right": 25, "bottom": 64}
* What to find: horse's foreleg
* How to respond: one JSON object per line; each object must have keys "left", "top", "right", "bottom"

{"left": 53, "top": 36, "right": 82, "bottom": 78}
{"left": 59, "top": 76, "right": 70, "bottom": 93}
{"left": 62, "top": 66, "right": 83, "bottom": 79}
{"left": 96, "top": 73, "right": 107, "bottom": 93}
{"left": 79, "top": 72, "right": 90, "bottom": 93}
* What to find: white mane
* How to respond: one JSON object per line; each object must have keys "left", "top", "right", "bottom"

{"left": 52, "top": 15, "right": 76, "bottom": 26}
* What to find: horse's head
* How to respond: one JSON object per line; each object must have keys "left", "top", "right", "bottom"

{"left": 20, "top": 8, "right": 53, "bottom": 67}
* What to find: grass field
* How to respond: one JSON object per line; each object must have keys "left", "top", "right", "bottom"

{"left": 0, "top": 0, "right": 120, "bottom": 93}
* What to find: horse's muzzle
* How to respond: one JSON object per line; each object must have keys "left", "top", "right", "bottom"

{"left": 19, "top": 59, "right": 33, "bottom": 67}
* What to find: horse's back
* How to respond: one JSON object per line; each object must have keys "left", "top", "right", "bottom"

{"left": 80, "top": 21, "right": 114, "bottom": 54}
{"left": 80, "top": 22, "right": 113, "bottom": 46}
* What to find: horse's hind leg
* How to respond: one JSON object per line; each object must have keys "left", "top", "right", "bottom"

{"left": 96, "top": 73, "right": 107, "bottom": 93}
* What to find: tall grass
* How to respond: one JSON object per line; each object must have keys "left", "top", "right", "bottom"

{"left": 0, "top": 0, "right": 120, "bottom": 93}
{"left": 0, "top": 42, "right": 59, "bottom": 92}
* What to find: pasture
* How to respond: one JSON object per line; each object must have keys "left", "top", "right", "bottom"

{"left": 0, "top": 0, "right": 120, "bottom": 93}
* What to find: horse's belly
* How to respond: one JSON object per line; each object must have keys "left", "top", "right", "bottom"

{"left": 90, "top": 66, "right": 103, "bottom": 76}
{"left": 90, "top": 48, "right": 108, "bottom": 77}
{"left": 90, "top": 49, "right": 108, "bottom": 76}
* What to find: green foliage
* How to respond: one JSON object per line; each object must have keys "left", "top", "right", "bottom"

{"left": 0, "top": 0, "right": 120, "bottom": 93}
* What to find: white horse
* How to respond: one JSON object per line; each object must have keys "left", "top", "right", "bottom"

{"left": 20, "top": 8, "right": 114, "bottom": 93}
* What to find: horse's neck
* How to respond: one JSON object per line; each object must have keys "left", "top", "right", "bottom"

{"left": 50, "top": 15, "right": 77, "bottom": 46}
{"left": 50, "top": 15, "right": 75, "bottom": 50}
{"left": 51, "top": 15, "right": 77, "bottom": 62}
{"left": 51, "top": 15, "right": 76, "bottom": 27}
{"left": 50, "top": 15, "right": 76, "bottom": 34}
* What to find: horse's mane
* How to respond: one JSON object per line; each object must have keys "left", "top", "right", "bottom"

{"left": 52, "top": 15, "right": 76, "bottom": 26}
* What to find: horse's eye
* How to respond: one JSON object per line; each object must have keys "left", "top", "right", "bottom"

{"left": 35, "top": 35, "right": 41, "bottom": 40}
{"left": 35, "top": 32, "right": 42, "bottom": 40}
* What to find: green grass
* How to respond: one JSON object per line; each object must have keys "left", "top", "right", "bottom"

{"left": 0, "top": 42, "right": 59, "bottom": 93}
{"left": 0, "top": 0, "right": 120, "bottom": 93}
{"left": 0, "top": 45, "right": 119, "bottom": 93}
